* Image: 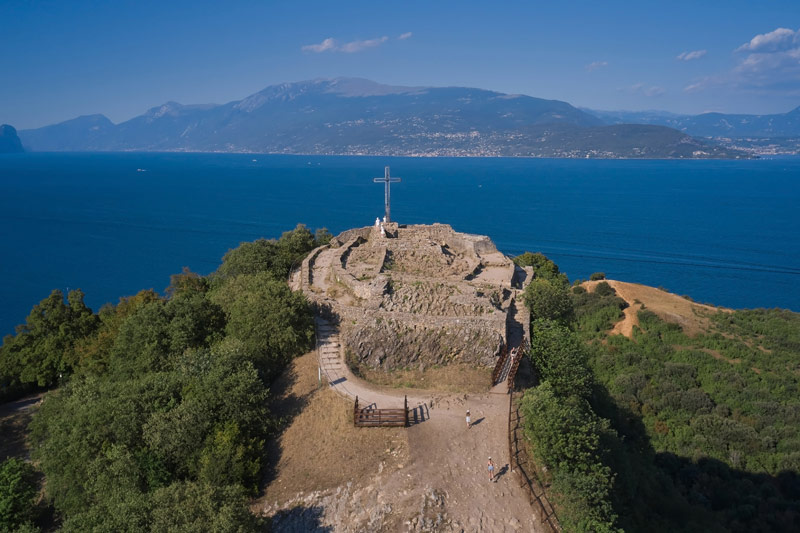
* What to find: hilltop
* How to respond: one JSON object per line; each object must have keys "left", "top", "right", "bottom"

{"left": 2, "top": 223, "right": 798, "bottom": 532}
{"left": 18, "top": 78, "right": 747, "bottom": 159}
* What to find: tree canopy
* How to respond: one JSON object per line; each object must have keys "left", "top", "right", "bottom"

{"left": 0, "top": 225, "right": 327, "bottom": 531}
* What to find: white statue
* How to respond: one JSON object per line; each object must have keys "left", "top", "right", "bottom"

{"left": 375, "top": 217, "right": 380, "bottom": 227}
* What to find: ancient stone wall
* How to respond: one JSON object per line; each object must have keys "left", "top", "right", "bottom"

{"left": 340, "top": 311, "right": 504, "bottom": 369}
{"left": 304, "top": 223, "right": 526, "bottom": 372}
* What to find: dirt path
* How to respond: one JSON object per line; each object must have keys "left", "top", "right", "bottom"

{"left": 262, "top": 318, "right": 546, "bottom": 531}
{"left": 583, "top": 279, "right": 725, "bottom": 338}
{"left": 0, "top": 393, "right": 43, "bottom": 461}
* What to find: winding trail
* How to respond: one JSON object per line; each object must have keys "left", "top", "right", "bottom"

{"left": 315, "top": 316, "right": 431, "bottom": 410}
{"left": 313, "top": 315, "right": 545, "bottom": 532}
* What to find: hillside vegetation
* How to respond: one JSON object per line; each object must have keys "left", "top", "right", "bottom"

{"left": 0, "top": 225, "right": 329, "bottom": 532}
{"left": 516, "top": 255, "right": 800, "bottom": 532}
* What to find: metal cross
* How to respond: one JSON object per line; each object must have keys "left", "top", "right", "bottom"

{"left": 373, "top": 166, "right": 401, "bottom": 223}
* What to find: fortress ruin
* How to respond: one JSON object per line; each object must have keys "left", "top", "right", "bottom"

{"left": 298, "top": 223, "right": 532, "bottom": 372}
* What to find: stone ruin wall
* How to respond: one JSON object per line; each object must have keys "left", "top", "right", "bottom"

{"left": 337, "top": 307, "right": 505, "bottom": 370}
{"left": 303, "top": 223, "right": 523, "bottom": 371}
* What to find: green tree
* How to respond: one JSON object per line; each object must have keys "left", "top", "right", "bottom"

{"left": 149, "top": 481, "right": 262, "bottom": 533}
{"left": 523, "top": 278, "right": 574, "bottom": 323}
{"left": 521, "top": 383, "right": 619, "bottom": 532}
{"left": 273, "top": 224, "right": 316, "bottom": 277}
{"left": 110, "top": 300, "right": 173, "bottom": 376}
{"left": 314, "top": 227, "right": 333, "bottom": 245}
{"left": 0, "top": 289, "right": 98, "bottom": 388}
{"left": 514, "top": 251, "right": 568, "bottom": 284}
{"left": 215, "top": 239, "right": 280, "bottom": 281}
{"left": 210, "top": 272, "right": 313, "bottom": 381}
{"left": 0, "top": 458, "right": 39, "bottom": 532}
{"left": 166, "top": 267, "right": 210, "bottom": 299}
{"left": 72, "top": 290, "right": 161, "bottom": 375}
{"left": 197, "top": 422, "right": 262, "bottom": 493}
{"left": 529, "top": 319, "right": 592, "bottom": 398}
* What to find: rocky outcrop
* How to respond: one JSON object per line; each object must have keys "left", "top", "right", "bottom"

{"left": 0, "top": 124, "right": 24, "bottom": 153}
{"left": 266, "top": 484, "right": 458, "bottom": 532}
{"left": 302, "top": 223, "right": 531, "bottom": 371}
{"left": 342, "top": 314, "right": 504, "bottom": 369}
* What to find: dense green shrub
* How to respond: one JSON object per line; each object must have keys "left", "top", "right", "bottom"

{"left": 529, "top": 319, "right": 593, "bottom": 398}
{"left": 523, "top": 278, "right": 574, "bottom": 323}
{"left": 513, "top": 251, "right": 569, "bottom": 285}
{"left": 0, "top": 458, "right": 39, "bottom": 532}
{"left": 521, "top": 383, "right": 620, "bottom": 532}
{"left": 573, "top": 294, "right": 800, "bottom": 531}
{"left": 210, "top": 272, "right": 313, "bottom": 381}
{"left": 520, "top": 252, "right": 800, "bottom": 531}
{"left": 214, "top": 223, "right": 328, "bottom": 283}
{"left": 590, "top": 272, "right": 606, "bottom": 281}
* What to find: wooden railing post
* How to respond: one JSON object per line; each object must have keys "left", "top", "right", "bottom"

{"left": 354, "top": 396, "right": 359, "bottom": 427}
{"left": 404, "top": 395, "right": 409, "bottom": 427}
{"left": 508, "top": 391, "right": 513, "bottom": 473}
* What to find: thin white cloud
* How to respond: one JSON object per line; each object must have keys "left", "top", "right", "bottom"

{"left": 677, "top": 49, "right": 707, "bottom": 61}
{"left": 301, "top": 36, "right": 389, "bottom": 53}
{"left": 339, "top": 36, "right": 388, "bottom": 53}
{"left": 683, "top": 78, "right": 713, "bottom": 93}
{"left": 302, "top": 38, "right": 337, "bottom": 53}
{"left": 736, "top": 27, "right": 799, "bottom": 53}
{"left": 586, "top": 61, "right": 608, "bottom": 72}
{"left": 398, "top": 32, "right": 413, "bottom": 40}
{"left": 631, "top": 83, "right": 665, "bottom": 97}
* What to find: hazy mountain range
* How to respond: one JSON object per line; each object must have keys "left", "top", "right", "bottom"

{"left": 15, "top": 77, "right": 783, "bottom": 158}
{"left": 586, "top": 107, "right": 800, "bottom": 138}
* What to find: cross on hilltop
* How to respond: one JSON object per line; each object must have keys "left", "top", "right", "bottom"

{"left": 373, "top": 166, "right": 401, "bottom": 223}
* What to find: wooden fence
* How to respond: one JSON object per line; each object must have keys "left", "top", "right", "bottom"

{"left": 491, "top": 344, "right": 509, "bottom": 385}
{"left": 354, "top": 395, "right": 409, "bottom": 427}
{"left": 508, "top": 390, "right": 561, "bottom": 532}
{"left": 505, "top": 338, "right": 528, "bottom": 391}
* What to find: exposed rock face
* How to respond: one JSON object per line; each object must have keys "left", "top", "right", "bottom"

{"left": 343, "top": 314, "right": 503, "bottom": 369}
{"left": 0, "top": 124, "right": 24, "bottom": 153}
{"left": 301, "top": 223, "right": 530, "bottom": 371}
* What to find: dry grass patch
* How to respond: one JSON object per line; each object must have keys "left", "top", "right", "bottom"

{"left": 583, "top": 279, "right": 727, "bottom": 338}
{"left": 259, "top": 352, "right": 408, "bottom": 506}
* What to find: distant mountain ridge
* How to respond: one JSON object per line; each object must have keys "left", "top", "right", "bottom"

{"left": 587, "top": 106, "right": 800, "bottom": 138}
{"left": 19, "top": 78, "right": 746, "bottom": 158}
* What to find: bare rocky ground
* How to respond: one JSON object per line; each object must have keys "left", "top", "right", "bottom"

{"left": 258, "top": 352, "right": 543, "bottom": 532}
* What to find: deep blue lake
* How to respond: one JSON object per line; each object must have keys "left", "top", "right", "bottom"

{"left": 1, "top": 152, "right": 798, "bottom": 336}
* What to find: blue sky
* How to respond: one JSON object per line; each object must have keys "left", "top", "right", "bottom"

{"left": 2, "top": 0, "right": 798, "bottom": 129}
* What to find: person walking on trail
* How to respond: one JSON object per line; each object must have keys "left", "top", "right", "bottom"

{"left": 466, "top": 410, "right": 471, "bottom": 429}
{"left": 487, "top": 457, "right": 495, "bottom": 482}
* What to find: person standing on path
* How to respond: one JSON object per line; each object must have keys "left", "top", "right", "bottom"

{"left": 487, "top": 457, "right": 495, "bottom": 482}
{"left": 466, "top": 410, "right": 471, "bottom": 429}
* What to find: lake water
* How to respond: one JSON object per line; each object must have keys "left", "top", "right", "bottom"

{"left": 0, "top": 153, "right": 798, "bottom": 335}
